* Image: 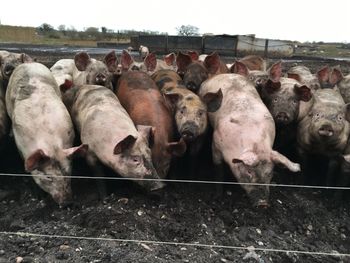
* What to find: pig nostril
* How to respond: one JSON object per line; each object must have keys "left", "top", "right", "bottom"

{"left": 186, "top": 82, "right": 197, "bottom": 91}
{"left": 318, "top": 125, "right": 334, "bottom": 137}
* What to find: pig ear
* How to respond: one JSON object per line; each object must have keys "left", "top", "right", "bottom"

{"left": 114, "top": 135, "right": 137, "bottom": 154}
{"left": 294, "top": 84, "right": 312, "bottom": 102}
{"left": 230, "top": 61, "right": 249, "bottom": 76}
{"left": 287, "top": 73, "right": 301, "bottom": 82}
{"left": 121, "top": 50, "right": 134, "bottom": 70}
{"left": 317, "top": 66, "right": 330, "bottom": 84}
{"left": 187, "top": 50, "right": 199, "bottom": 61}
{"left": 20, "top": 53, "right": 33, "bottom": 63}
{"left": 263, "top": 79, "right": 281, "bottom": 94}
{"left": 167, "top": 138, "right": 187, "bottom": 157}
{"left": 25, "top": 149, "right": 50, "bottom": 172}
{"left": 144, "top": 53, "right": 157, "bottom": 72}
{"left": 74, "top": 52, "right": 91, "bottom": 71}
{"left": 176, "top": 52, "right": 192, "bottom": 75}
{"left": 164, "top": 53, "right": 176, "bottom": 66}
{"left": 136, "top": 125, "right": 155, "bottom": 148}
{"left": 104, "top": 51, "right": 118, "bottom": 73}
{"left": 268, "top": 61, "right": 282, "bottom": 82}
{"left": 330, "top": 67, "right": 344, "bottom": 86}
{"left": 63, "top": 144, "right": 89, "bottom": 159}
{"left": 202, "top": 89, "right": 223, "bottom": 112}
{"left": 164, "top": 92, "right": 182, "bottom": 105}
{"left": 204, "top": 52, "right": 221, "bottom": 74}
{"left": 270, "top": 150, "right": 301, "bottom": 172}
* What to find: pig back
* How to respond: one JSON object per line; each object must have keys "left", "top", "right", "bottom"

{"left": 6, "top": 62, "right": 74, "bottom": 157}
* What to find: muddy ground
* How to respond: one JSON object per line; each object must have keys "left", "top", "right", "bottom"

{"left": 0, "top": 46, "right": 350, "bottom": 263}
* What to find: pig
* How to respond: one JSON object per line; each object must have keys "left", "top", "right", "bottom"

{"left": 0, "top": 80, "right": 9, "bottom": 148}
{"left": 176, "top": 51, "right": 228, "bottom": 93}
{"left": 50, "top": 51, "right": 117, "bottom": 92}
{"left": 72, "top": 51, "right": 115, "bottom": 90}
{"left": 199, "top": 73, "right": 301, "bottom": 207}
{"left": 238, "top": 55, "right": 267, "bottom": 71}
{"left": 50, "top": 59, "right": 75, "bottom": 91}
{"left": 62, "top": 84, "right": 164, "bottom": 192}
{"left": 287, "top": 65, "right": 324, "bottom": 91}
{"left": 152, "top": 69, "right": 208, "bottom": 143}
{"left": 6, "top": 62, "right": 86, "bottom": 205}
{"left": 297, "top": 85, "right": 350, "bottom": 185}
{"left": 116, "top": 71, "right": 187, "bottom": 179}
{"left": 139, "top": 45, "right": 149, "bottom": 59}
{"left": 0, "top": 50, "right": 33, "bottom": 88}
{"left": 120, "top": 50, "right": 176, "bottom": 75}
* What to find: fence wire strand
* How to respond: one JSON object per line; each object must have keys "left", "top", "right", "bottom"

{"left": 1, "top": 172, "right": 350, "bottom": 190}
{"left": 0, "top": 231, "right": 348, "bottom": 258}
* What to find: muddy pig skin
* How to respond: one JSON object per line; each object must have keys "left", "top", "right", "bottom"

{"left": 332, "top": 67, "right": 350, "bottom": 103}
{"left": 116, "top": 71, "right": 187, "bottom": 179}
{"left": 238, "top": 55, "right": 266, "bottom": 71}
{"left": 199, "top": 73, "right": 301, "bottom": 207}
{"left": 0, "top": 50, "right": 33, "bottom": 88}
{"left": 6, "top": 62, "right": 86, "bottom": 205}
{"left": 63, "top": 84, "right": 164, "bottom": 191}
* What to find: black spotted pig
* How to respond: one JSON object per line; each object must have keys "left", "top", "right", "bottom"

{"left": 62, "top": 84, "right": 164, "bottom": 192}
{"left": 152, "top": 70, "right": 208, "bottom": 143}
{"left": 199, "top": 73, "right": 300, "bottom": 207}
{"left": 176, "top": 51, "right": 228, "bottom": 93}
{"left": 0, "top": 50, "right": 33, "bottom": 88}
{"left": 6, "top": 62, "right": 86, "bottom": 206}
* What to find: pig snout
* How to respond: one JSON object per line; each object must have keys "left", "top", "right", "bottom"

{"left": 180, "top": 121, "right": 199, "bottom": 142}
{"left": 248, "top": 188, "right": 270, "bottom": 208}
{"left": 275, "top": 112, "right": 290, "bottom": 125}
{"left": 95, "top": 73, "right": 106, "bottom": 85}
{"left": 4, "top": 64, "right": 15, "bottom": 77}
{"left": 186, "top": 81, "right": 198, "bottom": 92}
{"left": 318, "top": 124, "right": 334, "bottom": 137}
{"left": 141, "top": 158, "right": 166, "bottom": 191}
{"left": 52, "top": 191, "right": 73, "bottom": 208}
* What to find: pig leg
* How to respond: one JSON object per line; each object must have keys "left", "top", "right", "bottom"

{"left": 85, "top": 153, "right": 108, "bottom": 199}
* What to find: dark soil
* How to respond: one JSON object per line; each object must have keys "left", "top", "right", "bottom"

{"left": 0, "top": 45, "right": 349, "bottom": 263}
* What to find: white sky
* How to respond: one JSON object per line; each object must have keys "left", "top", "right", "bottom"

{"left": 1, "top": 0, "right": 349, "bottom": 43}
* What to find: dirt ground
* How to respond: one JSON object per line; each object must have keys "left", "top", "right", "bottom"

{"left": 0, "top": 47, "right": 349, "bottom": 263}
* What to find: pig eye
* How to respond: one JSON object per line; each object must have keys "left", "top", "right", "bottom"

{"left": 292, "top": 99, "right": 298, "bottom": 105}
{"left": 338, "top": 115, "right": 343, "bottom": 121}
{"left": 273, "top": 98, "right": 278, "bottom": 103}
{"left": 315, "top": 113, "right": 320, "bottom": 118}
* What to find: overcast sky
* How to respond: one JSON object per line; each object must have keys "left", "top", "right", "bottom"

{"left": 1, "top": 0, "right": 349, "bottom": 43}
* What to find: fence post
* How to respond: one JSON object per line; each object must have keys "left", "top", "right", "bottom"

{"left": 264, "top": 39, "right": 269, "bottom": 58}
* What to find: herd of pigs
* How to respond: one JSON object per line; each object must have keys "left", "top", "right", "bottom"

{"left": 0, "top": 47, "right": 350, "bottom": 209}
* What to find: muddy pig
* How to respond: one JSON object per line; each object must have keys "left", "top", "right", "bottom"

{"left": 199, "top": 73, "right": 300, "bottom": 207}
{"left": 62, "top": 84, "right": 164, "bottom": 192}
{"left": 0, "top": 50, "right": 33, "bottom": 88}
{"left": 116, "top": 71, "right": 187, "bottom": 179}
{"left": 6, "top": 62, "right": 86, "bottom": 206}
{"left": 176, "top": 51, "right": 228, "bottom": 93}
{"left": 238, "top": 55, "right": 266, "bottom": 71}
{"left": 297, "top": 84, "right": 350, "bottom": 185}
{"left": 73, "top": 51, "right": 115, "bottom": 89}
{"left": 331, "top": 67, "right": 350, "bottom": 103}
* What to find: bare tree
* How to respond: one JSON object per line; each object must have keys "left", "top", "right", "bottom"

{"left": 176, "top": 25, "right": 200, "bottom": 36}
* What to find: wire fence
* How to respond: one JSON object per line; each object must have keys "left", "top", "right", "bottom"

{"left": 1, "top": 172, "right": 350, "bottom": 191}
{"left": 0, "top": 231, "right": 349, "bottom": 258}
{"left": 1, "top": 171, "right": 349, "bottom": 259}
